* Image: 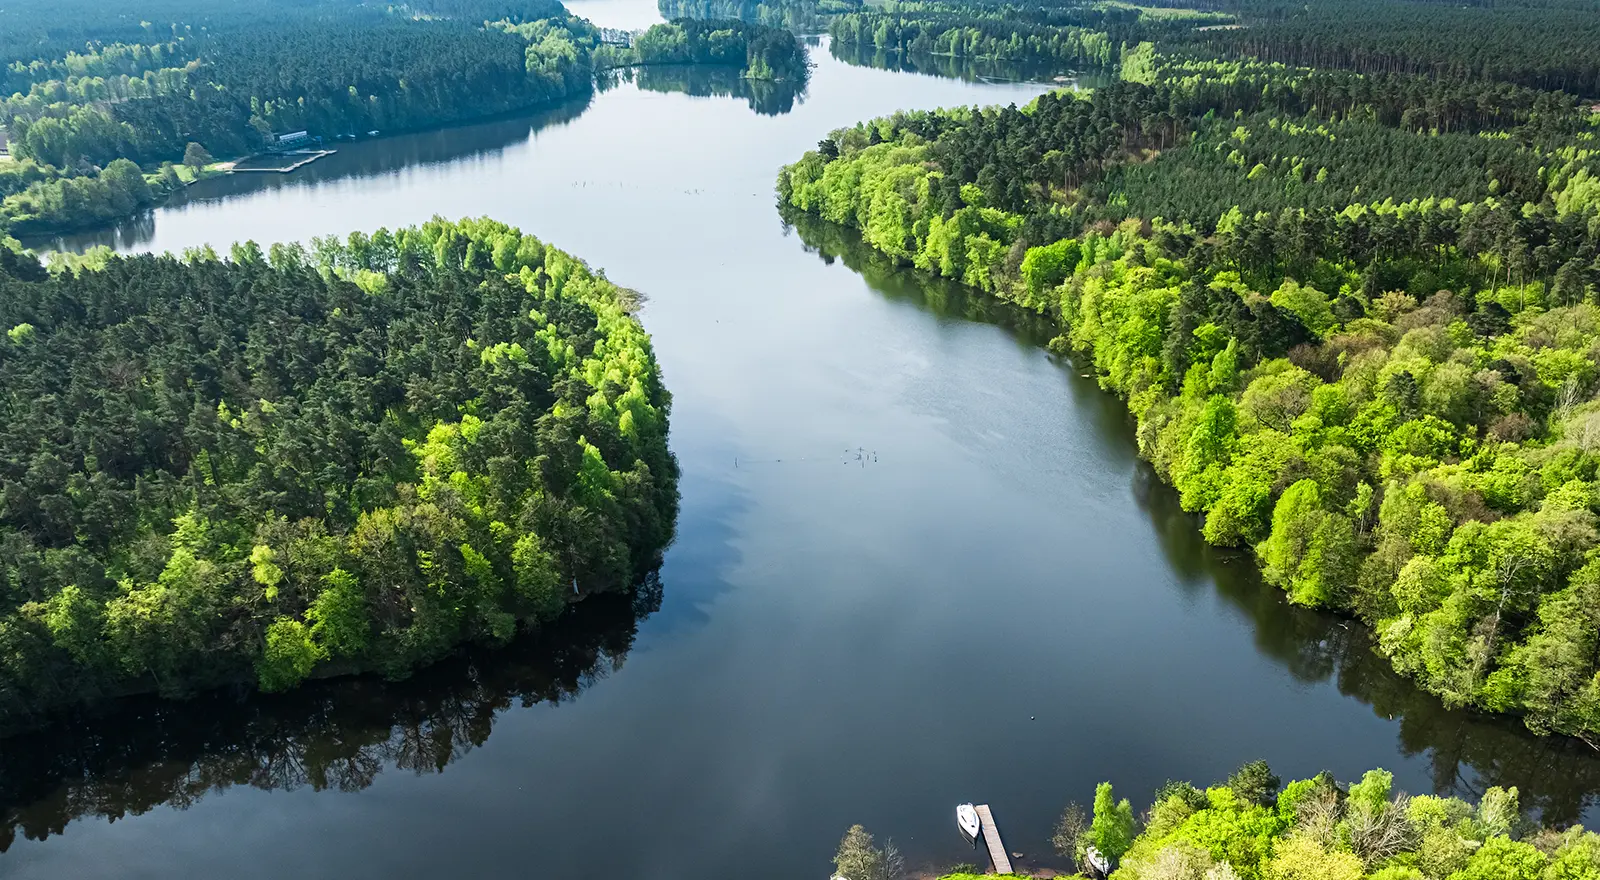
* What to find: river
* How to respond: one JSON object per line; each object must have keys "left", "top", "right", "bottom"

{"left": 6, "top": 5, "right": 1600, "bottom": 877}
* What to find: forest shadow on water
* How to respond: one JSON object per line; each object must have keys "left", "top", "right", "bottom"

{"left": 0, "top": 575, "right": 664, "bottom": 854}
{"left": 23, "top": 59, "right": 812, "bottom": 255}
{"left": 22, "top": 93, "right": 596, "bottom": 254}
{"left": 780, "top": 206, "right": 1600, "bottom": 826}
{"left": 612, "top": 63, "right": 810, "bottom": 115}
{"left": 826, "top": 39, "right": 1114, "bottom": 87}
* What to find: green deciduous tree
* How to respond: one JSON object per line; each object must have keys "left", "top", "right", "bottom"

{"left": 1091, "top": 781, "right": 1138, "bottom": 862}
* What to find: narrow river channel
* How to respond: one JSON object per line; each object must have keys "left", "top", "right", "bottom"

{"left": 6, "top": 3, "right": 1600, "bottom": 877}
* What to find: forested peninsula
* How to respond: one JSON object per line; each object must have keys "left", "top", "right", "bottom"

{"left": 0, "top": 0, "right": 804, "bottom": 237}
{"left": 0, "top": 218, "right": 678, "bottom": 728}
{"left": 779, "top": 0, "right": 1600, "bottom": 742}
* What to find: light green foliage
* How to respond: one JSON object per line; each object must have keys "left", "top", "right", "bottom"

{"left": 1258, "top": 480, "right": 1359, "bottom": 606}
{"left": 512, "top": 533, "right": 564, "bottom": 620}
{"left": 35, "top": 585, "right": 104, "bottom": 666}
{"left": 1070, "top": 769, "right": 1599, "bottom": 880}
{"left": 1269, "top": 281, "right": 1337, "bottom": 338}
{"left": 1118, "top": 841, "right": 1218, "bottom": 880}
{"left": 1118, "top": 785, "right": 1283, "bottom": 878}
{"left": 1091, "top": 782, "right": 1139, "bottom": 862}
{"left": 250, "top": 543, "right": 284, "bottom": 599}
{"left": 1451, "top": 837, "right": 1547, "bottom": 880}
{"left": 1264, "top": 836, "right": 1363, "bottom": 880}
{"left": 1021, "top": 238, "right": 1082, "bottom": 308}
{"left": 307, "top": 568, "right": 369, "bottom": 659}
{"left": 258, "top": 618, "right": 322, "bottom": 691}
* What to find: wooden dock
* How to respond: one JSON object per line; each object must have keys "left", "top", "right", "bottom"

{"left": 231, "top": 149, "right": 336, "bottom": 173}
{"left": 975, "top": 804, "right": 1013, "bottom": 874}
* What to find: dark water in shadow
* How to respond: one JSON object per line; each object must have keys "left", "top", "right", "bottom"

{"left": 0, "top": 583, "right": 661, "bottom": 854}
{"left": 620, "top": 63, "right": 810, "bottom": 116}
{"left": 6, "top": 7, "right": 1600, "bottom": 878}
{"left": 827, "top": 39, "right": 1115, "bottom": 87}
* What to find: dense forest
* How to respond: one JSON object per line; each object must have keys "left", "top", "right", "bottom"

{"left": 630, "top": 18, "right": 809, "bottom": 80}
{"left": 657, "top": 0, "right": 861, "bottom": 33}
{"left": 1188, "top": 0, "right": 1600, "bottom": 97}
{"left": 0, "top": 0, "right": 804, "bottom": 237}
{"left": 828, "top": 11, "right": 1124, "bottom": 70}
{"left": 778, "top": 0, "right": 1600, "bottom": 740}
{"left": 842, "top": 763, "right": 1600, "bottom": 879}
{"left": 710, "top": 0, "right": 1600, "bottom": 100}
{"left": 0, "top": 218, "right": 678, "bottom": 727}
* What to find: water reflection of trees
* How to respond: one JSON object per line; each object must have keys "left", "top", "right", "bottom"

{"left": 27, "top": 93, "right": 598, "bottom": 254}
{"left": 826, "top": 40, "right": 1105, "bottom": 86}
{"left": 0, "top": 574, "right": 661, "bottom": 853}
{"left": 605, "top": 64, "right": 807, "bottom": 115}
{"left": 1131, "top": 466, "right": 1600, "bottom": 823}
{"left": 782, "top": 207, "right": 1600, "bottom": 824}
{"left": 31, "top": 66, "right": 810, "bottom": 255}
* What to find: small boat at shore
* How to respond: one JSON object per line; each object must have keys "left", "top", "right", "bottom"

{"left": 1085, "top": 845, "right": 1112, "bottom": 877}
{"left": 957, "top": 803, "right": 980, "bottom": 842}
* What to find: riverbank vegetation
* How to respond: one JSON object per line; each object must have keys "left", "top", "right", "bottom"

{"left": 0, "top": 0, "right": 804, "bottom": 238}
{"left": 0, "top": 217, "right": 677, "bottom": 728}
{"left": 778, "top": 0, "right": 1600, "bottom": 740}
{"left": 890, "top": 763, "right": 1600, "bottom": 879}
{"left": 1078, "top": 763, "right": 1600, "bottom": 879}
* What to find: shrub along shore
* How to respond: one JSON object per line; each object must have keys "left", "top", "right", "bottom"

{"left": 839, "top": 763, "right": 1600, "bottom": 879}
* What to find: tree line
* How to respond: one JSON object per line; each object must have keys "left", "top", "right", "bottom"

{"left": 0, "top": 218, "right": 678, "bottom": 727}
{"left": 828, "top": 10, "right": 1124, "bottom": 70}
{"left": 657, "top": 0, "right": 862, "bottom": 33}
{"left": 844, "top": 761, "right": 1600, "bottom": 879}
{"left": 1190, "top": 0, "right": 1600, "bottom": 96}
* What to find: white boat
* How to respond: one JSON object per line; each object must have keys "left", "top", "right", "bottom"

{"left": 1085, "top": 845, "right": 1112, "bottom": 877}
{"left": 956, "top": 803, "right": 981, "bottom": 842}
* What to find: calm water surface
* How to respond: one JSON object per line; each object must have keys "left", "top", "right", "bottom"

{"left": 8, "top": 5, "right": 1600, "bottom": 877}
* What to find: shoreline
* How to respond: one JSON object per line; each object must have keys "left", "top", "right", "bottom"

{"left": 773, "top": 206, "right": 1600, "bottom": 754}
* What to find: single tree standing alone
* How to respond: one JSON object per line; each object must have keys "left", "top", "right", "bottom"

{"left": 833, "top": 824, "right": 903, "bottom": 880}
{"left": 183, "top": 142, "right": 213, "bottom": 174}
{"left": 1053, "top": 802, "right": 1089, "bottom": 870}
